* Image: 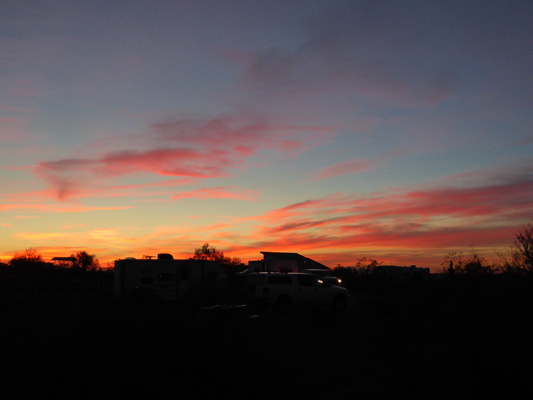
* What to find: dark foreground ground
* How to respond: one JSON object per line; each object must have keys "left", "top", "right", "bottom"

{"left": 2, "top": 268, "right": 533, "bottom": 399}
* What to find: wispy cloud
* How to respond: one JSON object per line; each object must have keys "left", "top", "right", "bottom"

{"left": 240, "top": 168, "right": 533, "bottom": 264}
{"left": 312, "top": 158, "right": 379, "bottom": 180}
{"left": 239, "top": 1, "right": 465, "bottom": 108}
{"left": 33, "top": 111, "right": 336, "bottom": 201}
{"left": 0, "top": 201, "right": 131, "bottom": 213}
{"left": 14, "top": 232, "right": 68, "bottom": 241}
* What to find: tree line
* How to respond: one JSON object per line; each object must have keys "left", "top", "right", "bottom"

{"left": 436, "top": 223, "right": 533, "bottom": 275}
{"left": 4, "top": 248, "right": 101, "bottom": 271}
{"left": 330, "top": 224, "right": 533, "bottom": 290}
{"left": 2, "top": 223, "right": 532, "bottom": 277}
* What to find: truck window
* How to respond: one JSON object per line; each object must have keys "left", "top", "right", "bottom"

{"left": 267, "top": 274, "right": 292, "bottom": 285}
{"left": 297, "top": 275, "right": 323, "bottom": 287}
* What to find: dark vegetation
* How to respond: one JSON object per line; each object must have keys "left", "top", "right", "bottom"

{"left": 192, "top": 242, "right": 246, "bottom": 277}
{"left": 2, "top": 265, "right": 532, "bottom": 398}
{"left": 2, "top": 226, "right": 533, "bottom": 399}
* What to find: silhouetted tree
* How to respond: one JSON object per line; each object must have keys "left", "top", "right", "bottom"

{"left": 193, "top": 243, "right": 240, "bottom": 264}
{"left": 354, "top": 256, "right": 381, "bottom": 271}
{"left": 331, "top": 257, "right": 383, "bottom": 292}
{"left": 71, "top": 251, "right": 100, "bottom": 271}
{"left": 10, "top": 248, "right": 45, "bottom": 269}
{"left": 193, "top": 243, "right": 243, "bottom": 274}
{"left": 496, "top": 223, "right": 533, "bottom": 274}
{"left": 441, "top": 250, "right": 494, "bottom": 275}
{"left": 194, "top": 243, "right": 221, "bottom": 261}
{"left": 512, "top": 223, "right": 533, "bottom": 271}
{"left": 462, "top": 252, "right": 491, "bottom": 274}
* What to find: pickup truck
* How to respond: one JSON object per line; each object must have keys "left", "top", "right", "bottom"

{"left": 244, "top": 272, "right": 349, "bottom": 313}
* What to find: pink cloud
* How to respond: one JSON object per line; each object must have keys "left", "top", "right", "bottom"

{"left": 240, "top": 171, "right": 533, "bottom": 265}
{"left": 33, "top": 148, "right": 232, "bottom": 201}
{"left": 101, "top": 148, "right": 232, "bottom": 178}
{"left": 34, "top": 112, "right": 336, "bottom": 201}
{"left": 1, "top": 176, "right": 197, "bottom": 216}
{"left": 312, "top": 158, "right": 379, "bottom": 180}
{"left": 10, "top": 165, "right": 524, "bottom": 267}
{"left": 149, "top": 113, "right": 336, "bottom": 158}
{"left": 0, "top": 165, "right": 33, "bottom": 171}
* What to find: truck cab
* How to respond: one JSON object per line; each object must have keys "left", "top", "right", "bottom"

{"left": 245, "top": 272, "right": 348, "bottom": 313}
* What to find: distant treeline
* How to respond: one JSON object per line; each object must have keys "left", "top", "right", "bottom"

{"left": 1, "top": 224, "right": 531, "bottom": 302}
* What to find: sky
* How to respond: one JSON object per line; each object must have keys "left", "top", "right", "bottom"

{"left": 1, "top": 0, "right": 532, "bottom": 270}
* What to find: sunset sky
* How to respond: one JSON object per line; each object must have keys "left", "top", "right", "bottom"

{"left": 1, "top": 0, "right": 532, "bottom": 270}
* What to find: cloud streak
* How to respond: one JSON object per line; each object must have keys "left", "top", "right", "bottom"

{"left": 0, "top": 202, "right": 132, "bottom": 213}
{"left": 312, "top": 158, "right": 379, "bottom": 180}
{"left": 6, "top": 168, "right": 527, "bottom": 268}
{"left": 33, "top": 111, "right": 336, "bottom": 201}
{"left": 172, "top": 187, "right": 258, "bottom": 201}
{"left": 240, "top": 168, "right": 533, "bottom": 264}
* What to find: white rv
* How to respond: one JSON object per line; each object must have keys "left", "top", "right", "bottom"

{"left": 114, "top": 253, "right": 226, "bottom": 302}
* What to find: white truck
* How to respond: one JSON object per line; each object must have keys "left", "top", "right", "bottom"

{"left": 114, "top": 253, "right": 226, "bottom": 303}
{"left": 244, "top": 272, "right": 349, "bottom": 313}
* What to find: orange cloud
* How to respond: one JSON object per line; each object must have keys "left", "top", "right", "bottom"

{"left": 14, "top": 232, "right": 69, "bottom": 240}
{"left": 0, "top": 201, "right": 132, "bottom": 213}
{"left": 172, "top": 187, "right": 258, "bottom": 201}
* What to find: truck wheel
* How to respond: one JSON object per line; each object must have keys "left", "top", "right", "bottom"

{"left": 275, "top": 295, "right": 292, "bottom": 314}
{"left": 332, "top": 295, "right": 347, "bottom": 312}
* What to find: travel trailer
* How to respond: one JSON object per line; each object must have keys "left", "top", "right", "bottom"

{"left": 114, "top": 253, "right": 226, "bottom": 303}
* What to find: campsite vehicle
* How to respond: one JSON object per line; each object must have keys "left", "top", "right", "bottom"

{"left": 245, "top": 251, "right": 332, "bottom": 274}
{"left": 301, "top": 268, "right": 342, "bottom": 286}
{"left": 244, "top": 272, "right": 349, "bottom": 312}
{"left": 114, "top": 254, "right": 226, "bottom": 303}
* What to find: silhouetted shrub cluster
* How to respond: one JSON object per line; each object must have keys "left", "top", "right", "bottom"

{"left": 0, "top": 262, "right": 114, "bottom": 306}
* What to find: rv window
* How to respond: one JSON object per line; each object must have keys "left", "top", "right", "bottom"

{"left": 207, "top": 271, "right": 218, "bottom": 282}
{"left": 158, "top": 273, "right": 174, "bottom": 281}
{"left": 180, "top": 266, "right": 189, "bottom": 280}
